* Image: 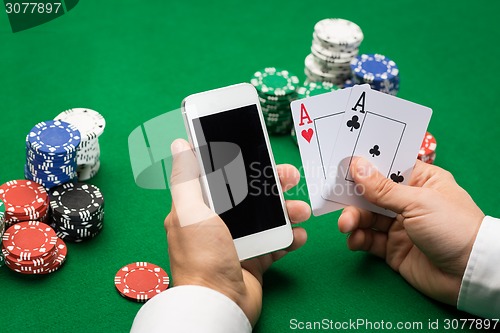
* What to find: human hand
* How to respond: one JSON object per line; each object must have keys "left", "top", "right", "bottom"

{"left": 338, "top": 158, "right": 484, "bottom": 305}
{"left": 165, "top": 139, "right": 310, "bottom": 326}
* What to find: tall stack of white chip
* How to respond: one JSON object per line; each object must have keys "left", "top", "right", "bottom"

{"left": 304, "top": 18, "right": 364, "bottom": 86}
{"left": 54, "top": 108, "right": 106, "bottom": 181}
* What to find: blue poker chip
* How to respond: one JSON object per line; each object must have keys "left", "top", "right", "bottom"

{"left": 25, "top": 120, "right": 81, "bottom": 189}
{"left": 26, "top": 163, "right": 76, "bottom": 179}
{"left": 27, "top": 120, "right": 81, "bottom": 156}
{"left": 24, "top": 167, "right": 74, "bottom": 189}
{"left": 26, "top": 154, "right": 76, "bottom": 169}
{"left": 25, "top": 163, "right": 76, "bottom": 176}
{"left": 26, "top": 159, "right": 77, "bottom": 173}
{"left": 342, "top": 79, "right": 355, "bottom": 88}
{"left": 26, "top": 145, "right": 77, "bottom": 161}
{"left": 25, "top": 166, "right": 74, "bottom": 181}
{"left": 350, "top": 69, "right": 400, "bottom": 96}
{"left": 350, "top": 54, "right": 399, "bottom": 84}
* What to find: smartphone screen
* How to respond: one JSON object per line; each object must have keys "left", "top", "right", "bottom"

{"left": 191, "top": 104, "right": 287, "bottom": 239}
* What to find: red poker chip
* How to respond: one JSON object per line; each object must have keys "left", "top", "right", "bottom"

{"left": 0, "top": 180, "right": 48, "bottom": 216}
{"left": 2, "top": 221, "right": 58, "bottom": 260}
{"left": 38, "top": 237, "right": 67, "bottom": 275}
{"left": 419, "top": 152, "right": 436, "bottom": 164}
{"left": 3, "top": 247, "right": 57, "bottom": 268}
{"left": 114, "top": 262, "right": 170, "bottom": 302}
{"left": 3, "top": 237, "right": 67, "bottom": 274}
{"left": 4, "top": 260, "right": 46, "bottom": 274}
{"left": 5, "top": 204, "right": 49, "bottom": 223}
{"left": 418, "top": 132, "right": 437, "bottom": 156}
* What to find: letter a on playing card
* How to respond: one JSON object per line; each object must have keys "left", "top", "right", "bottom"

{"left": 298, "top": 104, "right": 314, "bottom": 143}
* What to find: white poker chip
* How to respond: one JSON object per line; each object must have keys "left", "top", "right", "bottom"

{"left": 77, "top": 160, "right": 100, "bottom": 181}
{"left": 55, "top": 108, "right": 106, "bottom": 140}
{"left": 314, "top": 18, "right": 364, "bottom": 47}
{"left": 54, "top": 108, "right": 104, "bottom": 179}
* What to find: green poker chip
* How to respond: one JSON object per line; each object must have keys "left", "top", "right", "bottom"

{"left": 261, "top": 104, "right": 291, "bottom": 113}
{"left": 297, "top": 81, "right": 339, "bottom": 99}
{"left": 251, "top": 67, "right": 299, "bottom": 97}
{"left": 262, "top": 110, "right": 291, "bottom": 120}
{"left": 258, "top": 95, "right": 294, "bottom": 105}
{"left": 251, "top": 67, "right": 299, "bottom": 136}
{"left": 291, "top": 128, "right": 298, "bottom": 145}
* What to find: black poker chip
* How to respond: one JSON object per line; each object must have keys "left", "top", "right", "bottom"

{"left": 49, "top": 182, "right": 105, "bottom": 242}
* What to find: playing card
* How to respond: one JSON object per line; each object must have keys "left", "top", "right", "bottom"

{"left": 322, "top": 85, "right": 432, "bottom": 216}
{"left": 290, "top": 89, "right": 352, "bottom": 216}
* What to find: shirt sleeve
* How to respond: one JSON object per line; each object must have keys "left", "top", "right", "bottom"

{"left": 458, "top": 216, "right": 500, "bottom": 318}
{"left": 130, "top": 285, "right": 252, "bottom": 333}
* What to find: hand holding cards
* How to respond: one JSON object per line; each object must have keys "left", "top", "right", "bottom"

{"left": 291, "top": 85, "right": 432, "bottom": 216}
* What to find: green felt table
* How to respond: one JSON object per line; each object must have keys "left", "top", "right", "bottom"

{"left": 1, "top": 0, "right": 499, "bottom": 332}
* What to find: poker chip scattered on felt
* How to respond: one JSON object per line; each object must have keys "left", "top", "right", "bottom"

{"left": 114, "top": 262, "right": 170, "bottom": 302}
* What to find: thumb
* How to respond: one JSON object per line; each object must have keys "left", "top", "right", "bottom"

{"left": 169, "top": 139, "right": 215, "bottom": 227}
{"left": 351, "top": 157, "right": 419, "bottom": 214}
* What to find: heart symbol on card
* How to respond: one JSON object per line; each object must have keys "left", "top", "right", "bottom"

{"left": 301, "top": 128, "right": 314, "bottom": 143}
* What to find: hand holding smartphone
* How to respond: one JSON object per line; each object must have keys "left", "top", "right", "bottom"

{"left": 181, "top": 83, "right": 293, "bottom": 260}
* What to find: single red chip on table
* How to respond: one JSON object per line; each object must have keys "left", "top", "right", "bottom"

{"left": 114, "top": 262, "right": 170, "bottom": 302}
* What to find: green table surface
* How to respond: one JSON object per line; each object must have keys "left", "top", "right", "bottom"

{"left": 1, "top": 1, "right": 499, "bottom": 332}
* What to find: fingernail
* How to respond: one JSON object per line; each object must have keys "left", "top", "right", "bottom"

{"left": 339, "top": 211, "right": 354, "bottom": 233}
{"left": 355, "top": 158, "right": 375, "bottom": 178}
{"left": 171, "top": 139, "right": 186, "bottom": 155}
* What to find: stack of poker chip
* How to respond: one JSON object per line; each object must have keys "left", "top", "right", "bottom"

{"left": 250, "top": 67, "right": 299, "bottom": 135}
{"left": 55, "top": 108, "right": 106, "bottom": 181}
{"left": 0, "top": 180, "right": 49, "bottom": 227}
{"left": 304, "top": 18, "right": 363, "bottom": 85}
{"left": 1, "top": 221, "right": 67, "bottom": 275}
{"left": 350, "top": 54, "right": 400, "bottom": 96}
{"left": 49, "top": 182, "right": 105, "bottom": 242}
{"left": 25, "top": 120, "right": 80, "bottom": 189}
{"left": 418, "top": 132, "right": 437, "bottom": 164}
{"left": 115, "top": 262, "right": 170, "bottom": 302}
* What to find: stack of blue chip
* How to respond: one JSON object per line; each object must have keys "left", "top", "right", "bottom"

{"left": 350, "top": 54, "right": 400, "bottom": 95}
{"left": 25, "top": 120, "right": 81, "bottom": 189}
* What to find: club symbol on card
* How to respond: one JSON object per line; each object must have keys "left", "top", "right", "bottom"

{"left": 301, "top": 128, "right": 314, "bottom": 143}
{"left": 346, "top": 116, "right": 360, "bottom": 132}
{"left": 390, "top": 171, "right": 404, "bottom": 183}
{"left": 369, "top": 145, "right": 380, "bottom": 157}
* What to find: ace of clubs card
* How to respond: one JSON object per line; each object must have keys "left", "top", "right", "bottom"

{"left": 322, "top": 85, "right": 432, "bottom": 216}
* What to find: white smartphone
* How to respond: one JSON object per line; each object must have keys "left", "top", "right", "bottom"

{"left": 181, "top": 83, "right": 293, "bottom": 260}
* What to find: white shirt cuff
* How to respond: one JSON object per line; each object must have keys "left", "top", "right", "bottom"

{"left": 458, "top": 216, "right": 500, "bottom": 318}
{"left": 130, "top": 285, "right": 252, "bottom": 333}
